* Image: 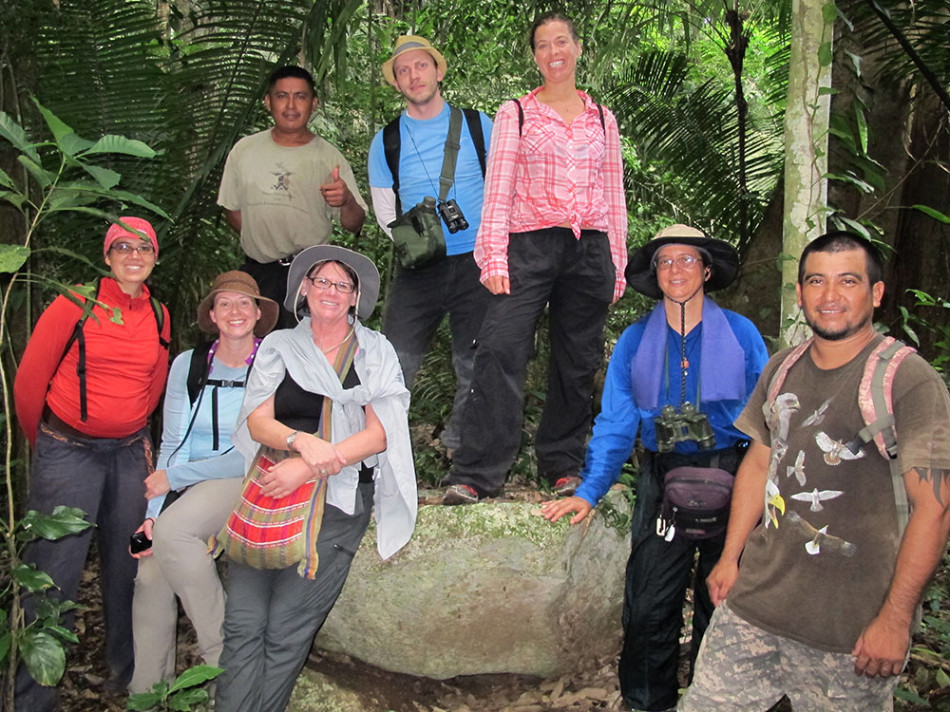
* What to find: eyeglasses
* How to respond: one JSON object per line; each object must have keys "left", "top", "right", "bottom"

{"left": 654, "top": 255, "right": 701, "bottom": 271}
{"left": 110, "top": 242, "right": 155, "bottom": 256}
{"left": 307, "top": 275, "right": 355, "bottom": 294}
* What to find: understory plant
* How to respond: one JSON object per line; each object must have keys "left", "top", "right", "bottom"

{"left": 0, "top": 98, "right": 165, "bottom": 709}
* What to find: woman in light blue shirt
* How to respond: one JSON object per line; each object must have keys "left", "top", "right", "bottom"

{"left": 129, "top": 271, "right": 277, "bottom": 693}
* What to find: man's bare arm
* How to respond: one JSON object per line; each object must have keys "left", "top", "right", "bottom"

{"left": 706, "top": 439, "right": 770, "bottom": 605}
{"left": 224, "top": 208, "right": 242, "bottom": 234}
{"left": 852, "top": 466, "right": 950, "bottom": 677}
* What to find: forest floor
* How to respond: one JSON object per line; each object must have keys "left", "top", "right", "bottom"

{"left": 56, "top": 541, "right": 950, "bottom": 712}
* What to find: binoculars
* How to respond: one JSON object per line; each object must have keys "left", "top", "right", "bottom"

{"left": 654, "top": 402, "right": 716, "bottom": 453}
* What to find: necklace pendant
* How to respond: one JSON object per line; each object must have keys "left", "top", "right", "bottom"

{"left": 681, "top": 358, "right": 689, "bottom": 369}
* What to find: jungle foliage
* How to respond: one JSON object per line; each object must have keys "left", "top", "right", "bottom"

{"left": 1, "top": 0, "right": 950, "bottom": 705}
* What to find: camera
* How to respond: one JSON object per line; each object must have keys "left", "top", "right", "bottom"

{"left": 654, "top": 402, "right": 716, "bottom": 453}
{"left": 437, "top": 199, "right": 468, "bottom": 233}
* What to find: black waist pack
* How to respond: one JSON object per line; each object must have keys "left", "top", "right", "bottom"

{"left": 388, "top": 198, "right": 446, "bottom": 270}
{"left": 656, "top": 466, "right": 735, "bottom": 540}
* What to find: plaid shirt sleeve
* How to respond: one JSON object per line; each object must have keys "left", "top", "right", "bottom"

{"left": 602, "top": 107, "right": 628, "bottom": 301}
{"left": 473, "top": 100, "right": 521, "bottom": 282}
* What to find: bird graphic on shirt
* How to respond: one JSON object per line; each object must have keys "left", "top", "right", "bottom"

{"left": 786, "top": 510, "right": 858, "bottom": 557}
{"left": 791, "top": 487, "right": 844, "bottom": 512}
{"left": 802, "top": 398, "right": 832, "bottom": 427}
{"left": 815, "top": 431, "right": 865, "bottom": 466}
{"left": 766, "top": 392, "right": 800, "bottom": 444}
{"left": 786, "top": 450, "right": 807, "bottom": 486}
{"left": 765, "top": 479, "right": 786, "bottom": 529}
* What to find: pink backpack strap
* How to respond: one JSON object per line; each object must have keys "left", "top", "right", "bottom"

{"left": 852, "top": 336, "right": 916, "bottom": 460}
{"left": 766, "top": 338, "right": 813, "bottom": 403}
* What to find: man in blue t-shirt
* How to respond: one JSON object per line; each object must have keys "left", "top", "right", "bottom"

{"left": 368, "top": 35, "right": 492, "bottom": 454}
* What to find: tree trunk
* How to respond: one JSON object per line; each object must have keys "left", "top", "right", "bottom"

{"left": 780, "top": 0, "right": 834, "bottom": 347}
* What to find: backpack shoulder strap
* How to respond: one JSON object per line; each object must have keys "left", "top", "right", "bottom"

{"left": 513, "top": 98, "right": 524, "bottom": 136}
{"left": 848, "top": 336, "right": 916, "bottom": 460}
{"left": 382, "top": 116, "right": 402, "bottom": 215}
{"left": 594, "top": 101, "right": 605, "bottom": 133}
{"left": 766, "top": 339, "right": 813, "bottom": 405}
{"left": 848, "top": 337, "right": 916, "bottom": 536}
{"left": 150, "top": 296, "right": 170, "bottom": 350}
{"left": 58, "top": 278, "right": 103, "bottom": 423}
{"left": 461, "top": 108, "right": 487, "bottom": 177}
{"left": 186, "top": 341, "right": 215, "bottom": 407}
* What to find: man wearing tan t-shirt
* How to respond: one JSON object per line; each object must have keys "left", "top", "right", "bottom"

{"left": 218, "top": 66, "right": 367, "bottom": 325}
{"left": 682, "top": 231, "right": 950, "bottom": 712}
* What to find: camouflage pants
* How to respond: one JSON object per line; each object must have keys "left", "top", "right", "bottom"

{"left": 679, "top": 601, "right": 899, "bottom": 712}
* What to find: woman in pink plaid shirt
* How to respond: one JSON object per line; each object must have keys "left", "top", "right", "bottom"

{"left": 443, "top": 12, "right": 628, "bottom": 505}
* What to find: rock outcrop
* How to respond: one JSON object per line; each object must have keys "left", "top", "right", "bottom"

{"left": 316, "top": 490, "right": 631, "bottom": 679}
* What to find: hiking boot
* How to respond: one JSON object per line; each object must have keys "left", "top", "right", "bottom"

{"left": 442, "top": 484, "right": 480, "bottom": 505}
{"left": 553, "top": 475, "right": 582, "bottom": 497}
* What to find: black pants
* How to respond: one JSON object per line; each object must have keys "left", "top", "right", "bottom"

{"left": 241, "top": 258, "right": 296, "bottom": 329}
{"left": 619, "top": 444, "right": 747, "bottom": 711}
{"left": 449, "top": 227, "right": 613, "bottom": 496}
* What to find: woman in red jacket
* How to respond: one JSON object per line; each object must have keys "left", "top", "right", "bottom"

{"left": 13, "top": 217, "right": 170, "bottom": 711}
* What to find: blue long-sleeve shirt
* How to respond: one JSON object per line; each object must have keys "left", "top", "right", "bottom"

{"left": 574, "top": 308, "right": 769, "bottom": 507}
{"left": 146, "top": 350, "right": 248, "bottom": 519}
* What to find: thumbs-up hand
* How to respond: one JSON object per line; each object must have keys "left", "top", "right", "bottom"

{"left": 319, "top": 166, "right": 349, "bottom": 207}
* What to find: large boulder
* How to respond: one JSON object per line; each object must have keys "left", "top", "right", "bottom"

{"left": 315, "top": 489, "right": 631, "bottom": 679}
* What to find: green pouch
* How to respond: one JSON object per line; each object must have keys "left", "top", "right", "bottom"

{"left": 388, "top": 198, "right": 446, "bottom": 270}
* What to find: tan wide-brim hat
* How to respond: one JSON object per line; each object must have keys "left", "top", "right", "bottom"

{"left": 196, "top": 271, "right": 279, "bottom": 337}
{"left": 381, "top": 35, "right": 448, "bottom": 88}
{"left": 625, "top": 224, "right": 740, "bottom": 300}
{"left": 285, "top": 245, "right": 381, "bottom": 321}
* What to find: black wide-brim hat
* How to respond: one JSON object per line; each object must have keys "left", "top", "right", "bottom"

{"left": 625, "top": 224, "right": 740, "bottom": 300}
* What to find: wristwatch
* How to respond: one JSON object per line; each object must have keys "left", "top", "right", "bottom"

{"left": 286, "top": 430, "right": 301, "bottom": 450}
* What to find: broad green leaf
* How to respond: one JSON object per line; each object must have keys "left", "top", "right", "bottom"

{"left": 58, "top": 132, "right": 95, "bottom": 157}
{"left": 825, "top": 172, "right": 874, "bottom": 194}
{"left": 822, "top": 2, "right": 838, "bottom": 24}
{"left": 911, "top": 204, "right": 950, "bottom": 224}
{"left": 126, "top": 692, "right": 164, "bottom": 711}
{"left": 167, "top": 664, "right": 223, "bottom": 693}
{"left": 0, "top": 190, "right": 29, "bottom": 210}
{"left": 835, "top": 216, "right": 871, "bottom": 238}
{"left": 893, "top": 686, "right": 929, "bottom": 705}
{"left": 938, "top": 668, "right": 950, "bottom": 688}
{"left": 0, "top": 111, "right": 40, "bottom": 162}
{"left": 854, "top": 105, "right": 868, "bottom": 155}
{"left": 12, "top": 564, "right": 56, "bottom": 592}
{"left": 46, "top": 190, "right": 91, "bottom": 211}
{"left": 20, "top": 506, "right": 93, "bottom": 540}
{"left": 818, "top": 42, "right": 833, "bottom": 67}
{"left": 17, "top": 156, "right": 54, "bottom": 189}
{"left": 34, "top": 595, "right": 79, "bottom": 622}
{"left": 0, "top": 165, "right": 16, "bottom": 188}
{"left": 43, "top": 626, "right": 79, "bottom": 644}
{"left": 78, "top": 163, "right": 121, "bottom": 190}
{"left": 83, "top": 134, "right": 157, "bottom": 159}
{"left": 33, "top": 97, "right": 76, "bottom": 145}
{"left": 0, "top": 244, "right": 30, "bottom": 274}
{"left": 817, "top": 87, "right": 839, "bottom": 96}
{"left": 170, "top": 688, "right": 209, "bottom": 710}
{"left": 20, "top": 629, "right": 66, "bottom": 686}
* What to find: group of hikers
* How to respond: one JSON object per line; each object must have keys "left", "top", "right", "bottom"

{"left": 11, "top": 11, "right": 950, "bottom": 712}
